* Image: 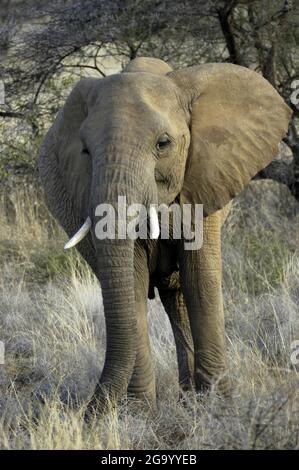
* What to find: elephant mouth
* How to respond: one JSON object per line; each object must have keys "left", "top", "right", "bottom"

{"left": 155, "top": 169, "right": 168, "bottom": 184}
{"left": 155, "top": 168, "right": 178, "bottom": 200}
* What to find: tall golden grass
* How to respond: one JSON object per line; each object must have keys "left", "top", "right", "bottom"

{"left": 0, "top": 180, "right": 298, "bottom": 449}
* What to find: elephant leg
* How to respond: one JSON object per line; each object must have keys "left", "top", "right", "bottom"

{"left": 179, "top": 210, "right": 231, "bottom": 396}
{"left": 128, "top": 245, "right": 156, "bottom": 408}
{"left": 158, "top": 286, "right": 194, "bottom": 392}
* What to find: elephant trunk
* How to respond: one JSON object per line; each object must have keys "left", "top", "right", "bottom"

{"left": 91, "top": 237, "right": 136, "bottom": 412}
{"left": 86, "top": 162, "right": 151, "bottom": 414}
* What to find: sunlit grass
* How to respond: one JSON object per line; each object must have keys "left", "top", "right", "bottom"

{"left": 0, "top": 180, "right": 298, "bottom": 449}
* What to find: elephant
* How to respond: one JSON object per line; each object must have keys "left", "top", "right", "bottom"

{"left": 38, "top": 57, "right": 291, "bottom": 416}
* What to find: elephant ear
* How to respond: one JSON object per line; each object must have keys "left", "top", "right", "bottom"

{"left": 39, "top": 77, "right": 102, "bottom": 271}
{"left": 169, "top": 63, "right": 291, "bottom": 215}
{"left": 39, "top": 78, "right": 99, "bottom": 223}
{"left": 123, "top": 56, "right": 173, "bottom": 75}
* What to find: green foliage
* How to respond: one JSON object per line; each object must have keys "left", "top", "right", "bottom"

{"left": 0, "top": 186, "right": 89, "bottom": 285}
{"left": 224, "top": 228, "right": 295, "bottom": 297}
{"left": 222, "top": 179, "right": 299, "bottom": 298}
{"left": 0, "top": 234, "right": 88, "bottom": 285}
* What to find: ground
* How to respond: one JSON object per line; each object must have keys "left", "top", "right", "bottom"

{"left": 0, "top": 179, "right": 298, "bottom": 449}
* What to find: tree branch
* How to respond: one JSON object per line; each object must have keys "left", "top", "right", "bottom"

{"left": 61, "top": 63, "right": 105, "bottom": 76}
{"left": 217, "top": 0, "right": 244, "bottom": 65}
{"left": 0, "top": 110, "right": 24, "bottom": 119}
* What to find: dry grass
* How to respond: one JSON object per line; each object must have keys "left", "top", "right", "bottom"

{"left": 0, "top": 181, "right": 298, "bottom": 449}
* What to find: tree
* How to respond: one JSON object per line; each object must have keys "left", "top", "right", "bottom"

{"left": 0, "top": 0, "right": 298, "bottom": 196}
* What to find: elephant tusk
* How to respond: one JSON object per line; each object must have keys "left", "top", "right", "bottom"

{"left": 64, "top": 217, "right": 92, "bottom": 250}
{"left": 149, "top": 206, "right": 160, "bottom": 239}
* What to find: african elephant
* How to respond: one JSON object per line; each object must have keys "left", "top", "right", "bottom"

{"left": 38, "top": 57, "right": 291, "bottom": 416}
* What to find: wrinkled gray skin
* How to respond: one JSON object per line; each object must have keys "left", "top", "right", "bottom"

{"left": 39, "top": 57, "right": 291, "bottom": 416}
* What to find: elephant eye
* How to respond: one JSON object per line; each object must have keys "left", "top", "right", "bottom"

{"left": 156, "top": 134, "right": 171, "bottom": 152}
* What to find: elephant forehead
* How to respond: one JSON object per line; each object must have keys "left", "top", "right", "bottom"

{"left": 83, "top": 73, "right": 186, "bottom": 137}
{"left": 92, "top": 72, "right": 180, "bottom": 112}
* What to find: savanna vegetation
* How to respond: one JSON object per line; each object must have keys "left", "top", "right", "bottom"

{"left": 0, "top": 181, "right": 298, "bottom": 449}
{"left": 0, "top": 0, "right": 298, "bottom": 450}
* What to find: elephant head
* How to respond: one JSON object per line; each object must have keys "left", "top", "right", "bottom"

{"left": 39, "top": 57, "right": 291, "bottom": 411}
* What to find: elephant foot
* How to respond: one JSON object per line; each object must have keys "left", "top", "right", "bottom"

{"left": 84, "top": 388, "right": 157, "bottom": 423}
{"left": 84, "top": 394, "right": 109, "bottom": 423}
{"left": 83, "top": 383, "right": 118, "bottom": 423}
{"left": 195, "top": 368, "right": 232, "bottom": 398}
{"left": 180, "top": 376, "right": 195, "bottom": 392}
{"left": 127, "top": 387, "right": 157, "bottom": 414}
{"left": 177, "top": 378, "right": 194, "bottom": 403}
{"left": 84, "top": 398, "right": 101, "bottom": 423}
